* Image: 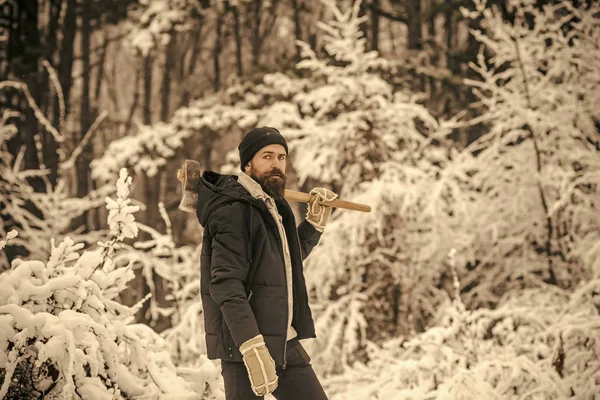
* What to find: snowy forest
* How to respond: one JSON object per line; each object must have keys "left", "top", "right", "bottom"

{"left": 1, "top": 0, "right": 599, "bottom": 398}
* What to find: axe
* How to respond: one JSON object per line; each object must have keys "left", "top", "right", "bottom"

{"left": 176, "top": 159, "right": 371, "bottom": 213}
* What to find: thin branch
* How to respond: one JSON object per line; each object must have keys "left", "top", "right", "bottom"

{"left": 32, "top": 134, "right": 52, "bottom": 191}
{"left": 42, "top": 60, "right": 65, "bottom": 134}
{"left": 0, "top": 81, "right": 64, "bottom": 143}
{"left": 367, "top": 3, "right": 408, "bottom": 24}
{"left": 60, "top": 111, "right": 108, "bottom": 171}
{"left": 12, "top": 145, "right": 25, "bottom": 174}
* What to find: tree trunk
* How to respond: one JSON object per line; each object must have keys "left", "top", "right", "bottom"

{"left": 41, "top": 0, "right": 61, "bottom": 186}
{"left": 94, "top": 33, "right": 109, "bottom": 101}
{"left": 12, "top": 1, "right": 42, "bottom": 190}
{"left": 124, "top": 61, "right": 141, "bottom": 135}
{"left": 151, "top": 29, "right": 180, "bottom": 328}
{"left": 232, "top": 5, "right": 243, "bottom": 77}
{"left": 133, "top": 48, "right": 153, "bottom": 326}
{"left": 160, "top": 29, "right": 176, "bottom": 122}
{"left": 406, "top": 0, "right": 422, "bottom": 50}
{"left": 251, "top": 0, "right": 262, "bottom": 67}
{"left": 180, "top": 22, "right": 203, "bottom": 107}
{"left": 91, "top": 14, "right": 106, "bottom": 232}
{"left": 143, "top": 55, "right": 153, "bottom": 125}
{"left": 136, "top": 40, "right": 157, "bottom": 327}
{"left": 428, "top": 0, "right": 436, "bottom": 39}
{"left": 187, "top": 24, "right": 203, "bottom": 76}
{"left": 56, "top": 0, "right": 77, "bottom": 121}
{"left": 213, "top": 10, "right": 223, "bottom": 91}
{"left": 176, "top": 32, "right": 189, "bottom": 83}
{"left": 427, "top": 0, "right": 437, "bottom": 99}
{"left": 388, "top": 13, "right": 397, "bottom": 54}
{"left": 75, "top": 0, "right": 93, "bottom": 232}
{"left": 202, "top": 129, "right": 219, "bottom": 171}
{"left": 292, "top": 0, "right": 302, "bottom": 62}
{"left": 371, "top": 0, "right": 380, "bottom": 52}
{"left": 3, "top": 0, "right": 42, "bottom": 264}
{"left": 445, "top": 3, "right": 454, "bottom": 72}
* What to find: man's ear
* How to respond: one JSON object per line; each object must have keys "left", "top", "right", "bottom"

{"left": 243, "top": 162, "right": 251, "bottom": 174}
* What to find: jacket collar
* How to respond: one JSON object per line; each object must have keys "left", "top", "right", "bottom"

{"left": 237, "top": 172, "right": 271, "bottom": 202}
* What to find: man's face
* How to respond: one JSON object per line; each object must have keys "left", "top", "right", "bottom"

{"left": 244, "top": 144, "right": 287, "bottom": 200}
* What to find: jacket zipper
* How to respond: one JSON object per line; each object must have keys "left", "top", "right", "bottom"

{"left": 262, "top": 199, "right": 289, "bottom": 369}
{"left": 283, "top": 251, "right": 289, "bottom": 370}
{"left": 247, "top": 290, "right": 253, "bottom": 301}
{"left": 283, "top": 317, "right": 288, "bottom": 369}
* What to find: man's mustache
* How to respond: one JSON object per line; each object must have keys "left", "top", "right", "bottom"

{"left": 268, "top": 170, "right": 285, "bottom": 178}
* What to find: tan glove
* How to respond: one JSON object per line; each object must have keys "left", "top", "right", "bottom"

{"left": 239, "top": 334, "right": 278, "bottom": 396}
{"left": 306, "top": 187, "right": 338, "bottom": 232}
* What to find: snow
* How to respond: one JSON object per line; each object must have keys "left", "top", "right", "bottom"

{"left": 2, "top": 0, "right": 600, "bottom": 398}
{"left": 0, "top": 169, "right": 199, "bottom": 399}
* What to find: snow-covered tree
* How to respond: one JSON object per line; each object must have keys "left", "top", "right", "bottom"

{"left": 0, "top": 168, "right": 203, "bottom": 399}
{"left": 315, "top": 1, "right": 600, "bottom": 397}
{"left": 451, "top": 0, "right": 600, "bottom": 306}
{"left": 324, "top": 264, "right": 600, "bottom": 399}
{"left": 126, "top": 0, "right": 206, "bottom": 57}
{"left": 0, "top": 98, "right": 114, "bottom": 270}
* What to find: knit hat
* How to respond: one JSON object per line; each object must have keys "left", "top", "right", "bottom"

{"left": 238, "top": 126, "right": 288, "bottom": 171}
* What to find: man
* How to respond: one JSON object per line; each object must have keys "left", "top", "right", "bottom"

{"left": 195, "top": 126, "right": 337, "bottom": 399}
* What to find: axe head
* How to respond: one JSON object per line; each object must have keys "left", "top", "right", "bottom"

{"left": 177, "top": 159, "right": 202, "bottom": 213}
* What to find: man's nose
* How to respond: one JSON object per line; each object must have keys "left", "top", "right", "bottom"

{"left": 271, "top": 158, "right": 285, "bottom": 171}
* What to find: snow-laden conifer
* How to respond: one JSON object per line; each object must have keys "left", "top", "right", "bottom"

{"left": 0, "top": 169, "right": 198, "bottom": 399}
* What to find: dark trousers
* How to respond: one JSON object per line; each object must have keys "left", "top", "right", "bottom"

{"left": 221, "top": 338, "right": 329, "bottom": 400}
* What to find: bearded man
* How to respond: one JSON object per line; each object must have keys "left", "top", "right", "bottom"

{"left": 195, "top": 126, "right": 337, "bottom": 399}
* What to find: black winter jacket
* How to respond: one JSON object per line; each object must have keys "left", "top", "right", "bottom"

{"left": 196, "top": 171, "right": 321, "bottom": 367}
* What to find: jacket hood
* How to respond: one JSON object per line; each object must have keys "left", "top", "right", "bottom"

{"left": 196, "top": 171, "right": 256, "bottom": 227}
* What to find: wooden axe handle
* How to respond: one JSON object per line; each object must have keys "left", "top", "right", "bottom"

{"left": 284, "top": 189, "right": 371, "bottom": 213}
{"left": 177, "top": 165, "right": 371, "bottom": 213}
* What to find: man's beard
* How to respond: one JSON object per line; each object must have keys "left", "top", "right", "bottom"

{"left": 251, "top": 169, "right": 287, "bottom": 200}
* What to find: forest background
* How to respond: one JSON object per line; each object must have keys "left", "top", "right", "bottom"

{"left": 1, "top": 0, "right": 599, "bottom": 398}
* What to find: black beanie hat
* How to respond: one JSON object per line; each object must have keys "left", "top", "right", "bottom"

{"left": 238, "top": 126, "right": 288, "bottom": 171}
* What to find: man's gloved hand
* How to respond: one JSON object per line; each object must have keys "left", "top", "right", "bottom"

{"left": 239, "top": 334, "right": 278, "bottom": 396}
{"left": 306, "top": 187, "right": 338, "bottom": 232}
